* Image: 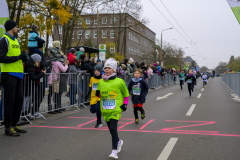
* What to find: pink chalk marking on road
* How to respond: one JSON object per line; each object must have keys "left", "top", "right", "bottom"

{"left": 29, "top": 126, "right": 240, "bottom": 138}
{"left": 118, "top": 120, "right": 135, "bottom": 129}
{"left": 77, "top": 119, "right": 96, "bottom": 127}
{"left": 69, "top": 117, "right": 96, "bottom": 119}
{"left": 162, "top": 120, "right": 216, "bottom": 132}
{"left": 165, "top": 120, "right": 214, "bottom": 123}
{"left": 140, "top": 120, "right": 154, "bottom": 130}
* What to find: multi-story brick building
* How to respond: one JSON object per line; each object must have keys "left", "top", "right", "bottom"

{"left": 55, "top": 13, "right": 156, "bottom": 63}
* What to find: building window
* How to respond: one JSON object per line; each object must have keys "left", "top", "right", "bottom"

{"left": 85, "top": 30, "right": 90, "bottom": 39}
{"left": 77, "top": 30, "right": 82, "bottom": 39}
{"left": 110, "top": 30, "right": 114, "bottom": 38}
{"left": 129, "top": 32, "right": 131, "bottom": 40}
{"left": 94, "top": 30, "right": 97, "bottom": 39}
{"left": 129, "top": 46, "right": 131, "bottom": 54}
{"left": 102, "top": 30, "right": 107, "bottom": 38}
{"left": 111, "top": 17, "right": 116, "bottom": 24}
{"left": 129, "top": 46, "right": 133, "bottom": 54}
{"left": 72, "top": 31, "right": 74, "bottom": 39}
{"left": 102, "top": 17, "right": 107, "bottom": 24}
{"left": 110, "top": 45, "right": 115, "bottom": 53}
{"left": 136, "top": 37, "right": 139, "bottom": 43}
{"left": 94, "top": 19, "right": 97, "bottom": 24}
{"left": 59, "top": 26, "right": 62, "bottom": 34}
{"left": 85, "top": 18, "right": 90, "bottom": 24}
{"left": 78, "top": 18, "right": 82, "bottom": 25}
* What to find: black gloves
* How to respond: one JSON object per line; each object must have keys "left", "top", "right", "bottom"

{"left": 18, "top": 52, "right": 27, "bottom": 62}
{"left": 85, "top": 94, "right": 90, "bottom": 100}
{"left": 120, "top": 104, "right": 127, "bottom": 112}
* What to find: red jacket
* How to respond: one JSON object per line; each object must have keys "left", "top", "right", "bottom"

{"left": 68, "top": 53, "right": 76, "bottom": 65}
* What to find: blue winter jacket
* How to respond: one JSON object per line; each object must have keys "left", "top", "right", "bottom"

{"left": 128, "top": 78, "right": 149, "bottom": 104}
{"left": 157, "top": 66, "right": 161, "bottom": 72}
{"left": 28, "top": 31, "right": 45, "bottom": 48}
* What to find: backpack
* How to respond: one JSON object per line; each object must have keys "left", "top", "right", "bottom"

{"left": 128, "top": 65, "right": 133, "bottom": 73}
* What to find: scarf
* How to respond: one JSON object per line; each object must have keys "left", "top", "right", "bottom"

{"left": 132, "top": 77, "right": 142, "bottom": 82}
{"left": 102, "top": 73, "right": 117, "bottom": 81}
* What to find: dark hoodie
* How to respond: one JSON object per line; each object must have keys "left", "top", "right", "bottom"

{"left": 81, "top": 59, "right": 96, "bottom": 75}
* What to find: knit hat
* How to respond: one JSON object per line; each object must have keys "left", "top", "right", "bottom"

{"left": 141, "top": 62, "right": 145, "bottom": 66}
{"left": 129, "top": 57, "right": 134, "bottom": 63}
{"left": 52, "top": 41, "right": 60, "bottom": 48}
{"left": 4, "top": 20, "right": 17, "bottom": 31}
{"left": 80, "top": 47, "right": 85, "bottom": 52}
{"left": 31, "top": 54, "right": 41, "bottom": 62}
{"left": 97, "top": 59, "right": 101, "bottom": 62}
{"left": 104, "top": 58, "right": 117, "bottom": 72}
{"left": 154, "top": 63, "right": 157, "bottom": 66}
{"left": 94, "top": 65, "right": 103, "bottom": 74}
{"left": 71, "top": 48, "right": 77, "bottom": 53}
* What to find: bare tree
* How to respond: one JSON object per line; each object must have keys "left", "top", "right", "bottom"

{"left": 103, "top": 0, "right": 148, "bottom": 57}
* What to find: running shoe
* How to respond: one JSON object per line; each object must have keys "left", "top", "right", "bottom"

{"left": 141, "top": 112, "right": 145, "bottom": 120}
{"left": 5, "top": 128, "right": 20, "bottom": 137}
{"left": 117, "top": 140, "right": 123, "bottom": 153}
{"left": 109, "top": 150, "right": 118, "bottom": 159}
{"left": 95, "top": 123, "right": 103, "bottom": 128}
{"left": 13, "top": 126, "right": 27, "bottom": 133}
{"left": 135, "top": 119, "right": 139, "bottom": 124}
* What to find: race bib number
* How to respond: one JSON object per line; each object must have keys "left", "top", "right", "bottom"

{"left": 102, "top": 99, "right": 116, "bottom": 109}
{"left": 92, "top": 83, "right": 98, "bottom": 91}
{"left": 180, "top": 78, "right": 184, "bottom": 80}
{"left": 187, "top": 79, "right": 192, "bottom": 83}
{"left": 132, "top": 85, "right": 141, "bottom": 95}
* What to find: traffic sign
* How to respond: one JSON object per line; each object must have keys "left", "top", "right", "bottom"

{"left": 99, "top": 44, "right": 106, "bottom": 61}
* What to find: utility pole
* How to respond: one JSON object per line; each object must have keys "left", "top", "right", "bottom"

{"left": 160, "top": 28, "right": 173, "bottom": 66}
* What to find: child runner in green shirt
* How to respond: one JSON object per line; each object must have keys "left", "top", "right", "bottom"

{"left": 96, "top": 58, "right": 129, "bottom": 159}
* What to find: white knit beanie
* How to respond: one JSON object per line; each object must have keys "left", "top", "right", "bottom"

{"left": 80, "top": 47, "right": 85, "bottom": 52}
{"left": 128, "top": 57, "right": 134, "bottom": 64}
{"left": 104, "top": 58, "right": 117, "bottom": 72}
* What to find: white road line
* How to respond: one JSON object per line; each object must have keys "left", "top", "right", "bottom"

{"left": 157, "top": 138, "right": 178, "bottom": 160}
{"left": 201, "top": 88, "right": 204, "bottom": 91}
{"left": 197, "top": 93, "right": 202, "bottom": 98}
{"left": 186, "top": 104, "right": 196, "bottom": 116}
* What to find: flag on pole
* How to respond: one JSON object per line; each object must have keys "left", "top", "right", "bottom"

{"left": 0, "top": 0, "right": 9, "bottom": 37}
{"left": 227, "top": 0, "right": 240, "bottom": 24}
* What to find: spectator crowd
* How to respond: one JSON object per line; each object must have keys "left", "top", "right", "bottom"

{"left": 0, "top": 21, "right": 182, "bottom": 137}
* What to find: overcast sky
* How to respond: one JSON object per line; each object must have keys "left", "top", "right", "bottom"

{"left": 141, "top": 0, "right": 240, "bottom": 69}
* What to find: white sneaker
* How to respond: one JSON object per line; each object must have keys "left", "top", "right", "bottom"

{"left": 109, "top": 150, "right": 118, "bottom": 159}
{"left": 34, "top": 112, "right": 41, "bottom": 119}
{"left": 117, "top": 140, "right": 123, "bottom": 153}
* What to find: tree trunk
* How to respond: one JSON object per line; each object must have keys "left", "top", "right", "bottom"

{"left": 16, "top": 0, "right": 23, "bottom": 26}
{"left": 10, "top": 0, "right": 17, "bottom": 20}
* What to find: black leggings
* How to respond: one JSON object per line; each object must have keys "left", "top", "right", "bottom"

{"left": 188, "top": 83, "right": 194, "bottom": 96}
{"left": 106, "top": 119, "right": 119, "bottom": 150}
{"left": 180, "top": 80, "right": 184, "bottom": 89}
{"left": 134, "top": 106, "right": 145, "bottom": 120}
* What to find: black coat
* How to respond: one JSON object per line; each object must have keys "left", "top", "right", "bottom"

{"left": 23, "top": 59, "right": 45, "bottom": 97}
{"left": 81, "top": 59, "right": 96, "bottom": 75}
{"left": 128, "top": 78, "right": 149, "bottom": 104}
{"left": 185, "top": 75, "right": 196, "bottom": 84}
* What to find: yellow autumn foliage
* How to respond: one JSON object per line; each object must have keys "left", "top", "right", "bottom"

{"left": 12, "top": 0, "right": 71, "bottom": 51}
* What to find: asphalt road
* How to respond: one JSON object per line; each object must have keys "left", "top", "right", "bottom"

{"left": 1, "top": 77, "right": 240, "bottom": 160}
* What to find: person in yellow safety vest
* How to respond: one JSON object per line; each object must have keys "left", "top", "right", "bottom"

{"left": 0, "top": 20, "right": 27, "bottom": 137}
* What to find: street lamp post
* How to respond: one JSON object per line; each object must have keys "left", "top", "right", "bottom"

{"left": 161, "top": 28, "right": 173, "bottom": 66}
{"left": 97, "top": 0, "right": 113, "bottom": 47}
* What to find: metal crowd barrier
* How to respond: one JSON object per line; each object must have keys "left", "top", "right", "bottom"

{"left": 0, "top": 72, "right": 179, "bottom": 123}
{"left": 222, "top": 73, "right": 240, "bottom": 101}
